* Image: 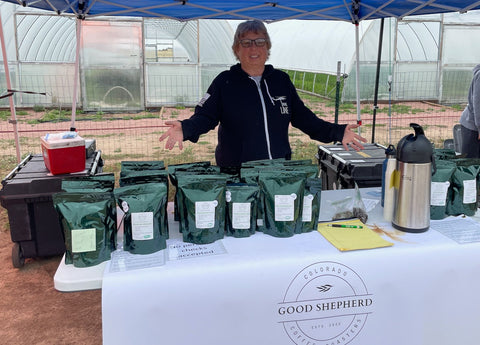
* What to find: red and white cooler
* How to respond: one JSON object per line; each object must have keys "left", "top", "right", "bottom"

{"left": 41, "top": 132, "right": 86, "bottom": 175}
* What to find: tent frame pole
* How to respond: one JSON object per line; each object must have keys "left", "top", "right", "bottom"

{"left": 70, "top": 18, "right": 82, "bottom": 131}
{"left": 0, "top": 11, "right": 21, "bottom": 163}
{"left": 371, "top": 18, "right": 385, "bottom": 143}
{"left": 355, "top": 23, "right": 361, "bottom": 135}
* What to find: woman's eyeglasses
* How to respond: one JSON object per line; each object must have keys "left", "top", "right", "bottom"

{"left": 239, "top": 38, "right": 268, "bottom": 48}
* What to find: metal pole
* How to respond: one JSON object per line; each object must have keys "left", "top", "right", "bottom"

{"left": 0, "top": 11, "right": 21, "bottom": 162}
{"left": 355, "top": 23, "right": 361, "bottom": 135}
{"left": 334, "top": 61, "right": 341, "bottom": 125}
{"left": 371, "top": 18, "right": 385, "bottom": 143}
{"left": 70, "top": 18, "right": 82, "bottom": 131}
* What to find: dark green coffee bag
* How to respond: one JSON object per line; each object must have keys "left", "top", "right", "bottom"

{"left": 298, "top": 177, "right": 322, "bottom": 233}
{"left": 241, "top": 158, "right": 287, "bottom": 167}
{"left": 283, "top": 164, "right": 319, "bottom": 179}
{"left": 446, "top": 159, "right": 480, "bottom": 217}
{"left": 281, "top": 159, "right": 313, "bottom": 167}
{"left": 173, "top": 167, "right": 223, "bottom": 228}
{"left": 121, "top": 160, "right": 165, "bottom": 173}
{"left": 225, "top": 183, "right": 259, "bottom": 238}
{"left": 61, "top": 173, "right": 115, "bottom": 192}
{"left": 430, "top": 160, "right": 456, "bottom": 220}
{"left": 167, "top": 162, "right": 215, "bottom": 221}
{"left": 177, "top": 174, "right": 227, "bottom": 244}
{"left": 114, "top": 182, "right": 168, "bottom": 254}
{"left": 53, "top": 192, "right": 116, "bottom": 267}
{"left": 240, "top": 161, "right": 317, "bottom": 233}
{"left": 433, "top": 149, "right": 457, "bottom": 161}
{"left": 119, "top": 170, "right": 170, "bottom": 238}
{"left": 258, "top": 170, "right": 306, "bottom": 238}
{"left": 119, "top": 170, "right": 169, "bottom": 187}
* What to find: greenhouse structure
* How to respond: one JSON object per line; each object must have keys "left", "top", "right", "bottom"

{"left": 1, "top": 2, "right": 480, "bottom": 112}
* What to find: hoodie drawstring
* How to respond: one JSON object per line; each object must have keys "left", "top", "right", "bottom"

{"left": 264, "top": 79, "right": 275, "bottom": 106}
{"left": 250, "top": 76, "right": 273, "bottom": 160}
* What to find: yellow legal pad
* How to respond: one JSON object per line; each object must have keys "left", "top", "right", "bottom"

{"left": 318, "top": 219, "right": 394, "bottom": 251}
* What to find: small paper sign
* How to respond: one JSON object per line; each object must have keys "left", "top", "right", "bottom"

{"left": 168, "top": 240, "right": 227, "bottom": 260}
{"left": 71, "top": 228, "right": 96, "bottom": 253}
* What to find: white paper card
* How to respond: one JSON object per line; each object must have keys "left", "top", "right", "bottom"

{"left": 431, "top": 217, "right": 480, "bottom": 244}
{"left": 463, "top": 180, "right": 477, "bottom": 204}
{"left": 131, "top": 212, "right": 154, "bottom": 240}
{"left": 275, "top": 194, "right": 296, "bottom": 221}
{"left": 232, "top": 202, "right": 251, "bottom": 229}
{"left": 302, "top": 194, "right": 313, "bottom": 222}
{"left": 195, "top": 200, "right": 217, "bottom": 229}
{"left": 168, "top": 240, "right": 227, "bottom": 260}
{"left": 431, "top": 181, "right": 450, "bottom": 206}
{"left": 109, "top": 249, "right": 166, "bottom": 273}
{"left": 71, "top": 228, "right": 96, "bottom": 253}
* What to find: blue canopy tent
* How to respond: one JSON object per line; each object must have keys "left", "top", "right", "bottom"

{"left": 2, "top": 0, "right": 479, "bottom": 21}
{"left": 1, "top": 0, "right": 480, "bottom": 161}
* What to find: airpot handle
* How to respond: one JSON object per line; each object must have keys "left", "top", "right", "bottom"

{"left": 410, "top": 123, "right": 424, "bottom": 136}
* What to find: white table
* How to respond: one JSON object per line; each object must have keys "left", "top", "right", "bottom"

{"left": 101, "top": 188, "right": 480, "bottom": 345}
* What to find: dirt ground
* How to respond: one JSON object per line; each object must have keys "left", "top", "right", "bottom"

{"left": 0, "top": 211, "right": 102, "bottom": 344}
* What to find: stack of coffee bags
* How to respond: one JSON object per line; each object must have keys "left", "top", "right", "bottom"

{"left": 53, "top": 174, "right": 117, "bottom": 267}
{"left": 115, "top": 161, "right": 169, "bottom": 254}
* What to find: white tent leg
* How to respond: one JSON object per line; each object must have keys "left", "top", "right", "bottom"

{"left": 355, "top": 23, "right": 361, "bottom": 135}
{"left": 0, "top": 11, "right": 21, "bottom": 163}
{"left": 70, "top": 18, "right": 82, "bottom": 131}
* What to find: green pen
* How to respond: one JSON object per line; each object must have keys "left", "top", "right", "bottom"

{"left": 327, "top": 224, "right": 363, "bottom": 229}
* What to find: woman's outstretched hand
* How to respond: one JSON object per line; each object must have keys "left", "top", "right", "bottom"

{"left": 342, "top": 124, "right": 367, "bottom": 151}
{"left": 159, "top": 120, "right": 184, "bottom": 150}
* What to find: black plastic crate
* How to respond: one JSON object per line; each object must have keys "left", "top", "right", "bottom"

{"left": 0, "top": 151, "right": 103, "bottom": 268}
{"left": 317, "top": 143, "right": 386, "bottom": 190}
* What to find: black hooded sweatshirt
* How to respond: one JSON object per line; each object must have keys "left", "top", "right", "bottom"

{"left": 181, "top": 63, "right": 346, "bottom": 168}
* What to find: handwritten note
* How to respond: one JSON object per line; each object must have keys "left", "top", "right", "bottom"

{"left": 168, "top": 240, "right": 227, "bottom": 260}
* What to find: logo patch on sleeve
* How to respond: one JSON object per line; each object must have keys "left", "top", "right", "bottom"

{"left": 197, "top": 93, "right": 211, "bottom": 107}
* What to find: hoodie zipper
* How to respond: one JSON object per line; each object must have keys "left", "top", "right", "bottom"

{"left": 250, "top": 76, "right": 273, "bottom": 159}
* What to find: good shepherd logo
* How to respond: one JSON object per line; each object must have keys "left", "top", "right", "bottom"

{"left": 278, "top": 261, "right": 373, "bottom": 345}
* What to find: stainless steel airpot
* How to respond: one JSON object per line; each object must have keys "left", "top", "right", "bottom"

{"left": 392, "top": 123, "right": 433, "bottom": 233}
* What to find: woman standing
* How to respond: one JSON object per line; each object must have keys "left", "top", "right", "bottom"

{"left": 159, "top": 20, "right": 366, "bottom": 168}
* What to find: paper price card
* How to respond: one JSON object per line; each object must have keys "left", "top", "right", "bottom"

{"left": 318, "top": 219, "right": 393, "bottom": 252}
{"left": 463, "top": 180, "right": 477, "bottom": 204}
{"left": 131, "top": 212, "right": 154, "bottom": 241}
{"left": 275, "top": 194, "right": 296, "bottom": 221}
{"left": 71, "top": 228, "right": 96, "bottom": 253}
{"left": 302, "top": 194, "right": 313, "bottom": 222}
{"left": 195, "top": 200, "right": 217, "bottom": 229}
{"left": 232, "top": 202, "right": 251, "bottom": 229}
{"left": 431, "top": 181, "right": 450, "bottom": 206}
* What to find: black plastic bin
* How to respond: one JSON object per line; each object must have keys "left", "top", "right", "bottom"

{"left": 0, "top": 151, "right": 103, "bottom": 268}
{"left": 317, "top": 143, "right": 386, "bottom": 190}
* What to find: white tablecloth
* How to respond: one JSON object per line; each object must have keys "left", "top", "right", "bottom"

{"left": 101, "top": 188, "right": 480, "bottom": 345}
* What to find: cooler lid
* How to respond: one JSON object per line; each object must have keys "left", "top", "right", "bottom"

{"left": 41, "top": 132, "right": 85, "bottom": 149}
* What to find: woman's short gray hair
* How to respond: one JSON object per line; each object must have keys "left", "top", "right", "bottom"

{"left": 232, "top": 20, "right": 271, "bottom": 60}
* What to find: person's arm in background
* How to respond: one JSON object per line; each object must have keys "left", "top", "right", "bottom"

{"left": 472, "top": 68, "right": 480, "bottom": 140}
{"left": 159, "top": 76, "right": 223, "bottom": 150}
